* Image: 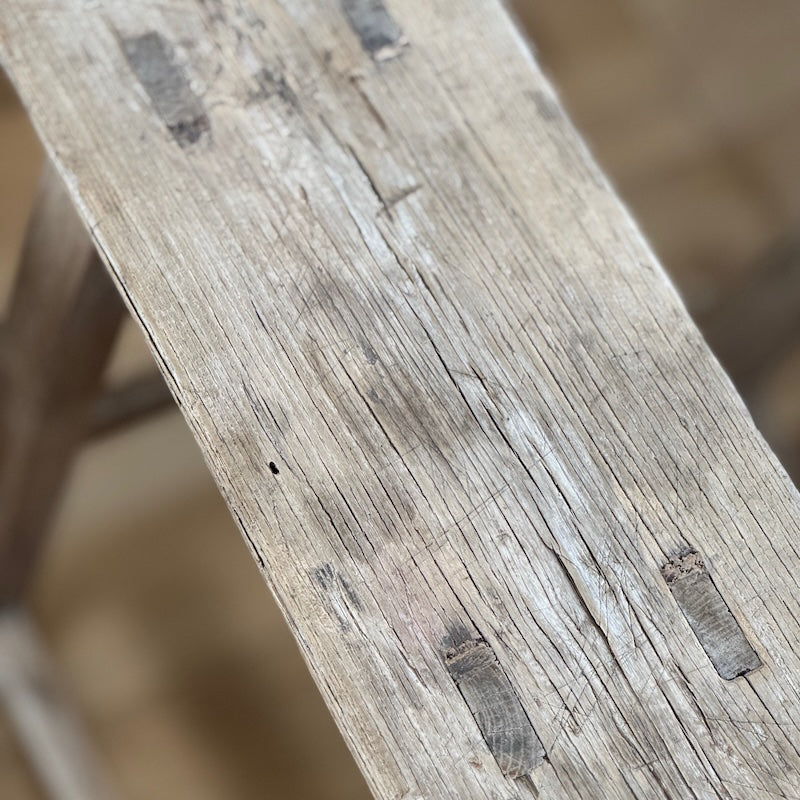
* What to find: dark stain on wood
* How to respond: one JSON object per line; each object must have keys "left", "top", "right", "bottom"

{"left": 121, "top": 32, "right": 210, "bottom": 147}
{"left": 360, "top": 339, "right": 379, "bottom": 365}
{"left": 444, "top": 633, "right": 545, "bottom": 778}
{"left": 313, "top": 563, "right": 338, "bottom": 592}
{"left": 248, "top": 67, "right": 298, "bottom": 109}
{"left": 296, "top": 273, "right": 481, "bottom": 475}
{"left": 313, "top": 563, "right": 364, "bottom": 631}
{"left": 341, "top": 0, "right": 408, "bottom": 61}
{"left": 662, "top": 549, "right": 761, "bottom": 680}
{"left": 526, "top": 89, "right": 561, "bottom": 122}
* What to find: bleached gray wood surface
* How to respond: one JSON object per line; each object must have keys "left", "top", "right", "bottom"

{"left": 3, "top": 1, "right": 800, "bottom": 797}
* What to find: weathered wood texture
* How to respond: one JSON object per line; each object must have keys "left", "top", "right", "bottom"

{"left": 2, "top": 1, "right": 800, "bottom": 797}
{"left": 0, "top": 162, "right": 124, "bottom": 602}
{"left": 0, "top": 609, "right": 117, "bottom": 800}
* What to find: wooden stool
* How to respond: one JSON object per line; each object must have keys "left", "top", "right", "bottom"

{"left": 2, "top": 1, "right": 800, "bottom": 797}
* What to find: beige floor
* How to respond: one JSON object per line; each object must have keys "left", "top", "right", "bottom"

{"left": 2, "top": 3, "right": 800, "bottom": 798}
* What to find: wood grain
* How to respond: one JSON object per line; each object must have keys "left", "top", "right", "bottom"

{"left": 3, "top": 1, "right": 800, "bottom": 797}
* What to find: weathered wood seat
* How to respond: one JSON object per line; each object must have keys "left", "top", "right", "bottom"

{"left": 2, "top": 1, "right": 800, "bottom": 797}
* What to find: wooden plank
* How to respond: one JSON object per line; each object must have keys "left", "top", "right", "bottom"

{"left": 3, "top": 1, "right": 800, "bottom": 796}
{"left": 0, "top": 609, "right": 117, "bottom": 800}
{"left": 0, "top": 161, "right": 125, "bottom": 602}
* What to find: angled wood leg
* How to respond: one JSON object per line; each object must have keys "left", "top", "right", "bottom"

{"left": 87, "top": 371, "right": 174, "bottom": 440}
{"left": 0, "top": 159, "right": 125, "bottom": 603}
{"left": 0, "top": 160, "right": 123, "bottom": 798}
{"left": 0, "top": 608, "right": 117, "bottom": 800}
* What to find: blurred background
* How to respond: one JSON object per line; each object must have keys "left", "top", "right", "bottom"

{"left": 1, "top": 1, "right": 800, "bottom": 797}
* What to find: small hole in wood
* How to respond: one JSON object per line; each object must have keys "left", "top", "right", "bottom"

{"left": 269, "top": 462, "right": 280, "bottom": 475}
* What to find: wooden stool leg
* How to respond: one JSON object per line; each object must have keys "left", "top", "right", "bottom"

{"left": 0, "top": 608, "right": 118, "bottom": 800}
{"left": 0, "top": 160, "right": 125, "bottom": 603}
{"left": 0, "top": 160, "right": 123, "bottom": 797}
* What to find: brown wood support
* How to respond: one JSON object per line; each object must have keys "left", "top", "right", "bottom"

{"left": 87, "top": 372, "right": 174, "bottom": 440}
{"left": 0, "top": 161, "right": 124, "bottom": 603}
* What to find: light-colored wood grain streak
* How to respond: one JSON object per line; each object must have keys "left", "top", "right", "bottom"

{"left": 3, "top": 1, "right": 800, "bottom": 797}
